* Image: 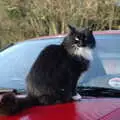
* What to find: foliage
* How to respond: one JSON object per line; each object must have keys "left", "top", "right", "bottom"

{"left": 0, "top": 0, "right": 119, "bottom": 47}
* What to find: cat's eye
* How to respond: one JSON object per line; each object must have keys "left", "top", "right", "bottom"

{"left": 75, "top": 37, "right": 80, "bottom": 41}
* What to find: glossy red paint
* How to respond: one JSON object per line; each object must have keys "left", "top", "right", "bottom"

{"left": 0, "top": 98, "right": 120, "bottom": 120}
{"left": 27, "top": 30, "right": 120, "bottom": 41}
{"left": 93, "top": 30, "right": 120, "bottom": 35}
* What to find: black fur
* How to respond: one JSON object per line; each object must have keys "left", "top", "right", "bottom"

{"left": 0, "top": 25, "right": 96, "bottom": 115}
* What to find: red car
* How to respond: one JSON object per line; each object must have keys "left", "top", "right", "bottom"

{"left": 0, "top": 31, "right": 120, "bottom": 120}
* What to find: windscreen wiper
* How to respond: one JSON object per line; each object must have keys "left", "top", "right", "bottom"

{"left": 1, "top": 87, "right": 119, "bottom": 97}
{"left": 77, "top": 86, "right": 120, "bottom": 98}
{"left": 0, "top": 88, "right": 17, "bottom": 94}
{"left": 0, "top": 88, "right": 25, "bottom": 94}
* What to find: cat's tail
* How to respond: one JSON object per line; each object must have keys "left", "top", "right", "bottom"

{"left": 0, "top": 93, "right": 39, "bottom": 115}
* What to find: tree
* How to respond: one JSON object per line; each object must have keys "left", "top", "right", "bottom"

{"left": 0, "top": 0, "right": 119, "bottom": 48}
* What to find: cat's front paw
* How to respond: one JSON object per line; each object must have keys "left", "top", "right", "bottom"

{"left": 72, "top": 93, "right": 82, "bottom": 101}
{"left": 0, "top": 93, "right": 18, "bottom": 115}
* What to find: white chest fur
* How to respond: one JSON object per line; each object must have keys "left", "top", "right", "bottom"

{"left": 74, "top": 47, "right": 93, "bottom": 60}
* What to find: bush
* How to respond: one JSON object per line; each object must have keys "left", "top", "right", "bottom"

{"left": 0, "top": 0, "right": 119, "bottom": 48}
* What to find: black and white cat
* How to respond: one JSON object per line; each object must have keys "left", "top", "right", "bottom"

{"left": 0, "top": 25, "right": 96, "bottom": 115}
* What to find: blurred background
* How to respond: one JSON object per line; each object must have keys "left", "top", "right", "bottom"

{"left": 0, "top": 0, "right": 119, "bottom": 48}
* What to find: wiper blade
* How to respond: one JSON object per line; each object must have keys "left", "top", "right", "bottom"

{"left": 0, "top": 88, "right": 23, "bottom": 94}
{"left": 77, "top": 86, "right": 120, "bottom": 98}
{"left": 0, "top": 88, "right": 17, "bottom": 94}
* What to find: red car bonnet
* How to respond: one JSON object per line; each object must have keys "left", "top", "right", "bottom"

{"left": 0, "top": 98, "right": 120, "bottom": 120}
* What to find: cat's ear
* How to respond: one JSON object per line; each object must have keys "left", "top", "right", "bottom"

{"left": 88, "top": 24, "right": 95, "bottom": 33}
{"left": 85, "top": 27, "right": 93, "bottom": 34}
{"left": 68, "top": 24, "right": 76, "bottom": 34}
{"left": 88, "top": 27, "right": 93, "bottom": 33}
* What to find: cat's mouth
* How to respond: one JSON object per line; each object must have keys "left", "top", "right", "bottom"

{"left": 72, "top": 44, "right": 84, "bottom": 49}
{"left": 73, "top": 43, "right": 91, "bottom": 48}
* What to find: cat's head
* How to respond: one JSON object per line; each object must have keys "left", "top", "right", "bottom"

{"left": 67, "top": 24, "right": 96, "bottom": 49}
{"left": 62, "top": 25, "right": 96, "bottom": 60}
